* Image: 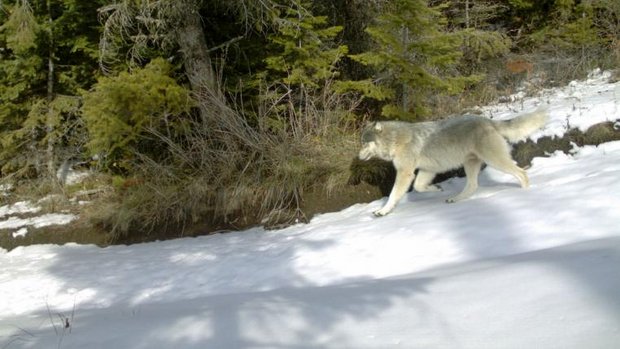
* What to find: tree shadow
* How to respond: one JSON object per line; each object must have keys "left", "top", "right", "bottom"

{"left": 5, "top": 235, "right": 619, "bottom": 348}
{"left": 0, "top": 229, "right": 439, "bottom": 349}
{"left": 433, "top": 166, "right": 620, "bottom": 324}
{"left": 173, "top": 276, "right": 437, "bottom": 349}
{"left": 3, "top": 161, "right": 620, "bottom": 348}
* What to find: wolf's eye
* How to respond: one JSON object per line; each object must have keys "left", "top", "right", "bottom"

{"left": 361, "top": 131, "right": 375, "bottom": 144}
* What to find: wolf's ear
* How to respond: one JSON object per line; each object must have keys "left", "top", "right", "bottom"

{"left": 374, "top": 122, "right": 383, "bottom": 132}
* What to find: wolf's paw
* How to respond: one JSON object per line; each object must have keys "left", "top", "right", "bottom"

{"left": 373, "top": 208, "right": 391, "bottom": 217}
{"left": 416, "top": 185, "right": 442, "bottom": 193}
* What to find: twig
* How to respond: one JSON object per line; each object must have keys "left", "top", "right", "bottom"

{"left": 45, "top": 301, "right": 59, "bottom": 336}
{"left": 2, "top": 326, "right": 36, "bottom": 349}
{"left": 207, "top": 35, "right": 244, "bottom": 53}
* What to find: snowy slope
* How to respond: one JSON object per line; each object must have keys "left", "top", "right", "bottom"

{"left": 3, "top": 237, "right": 619, "bottom": 349}
{"left": 1, "top": 71, "right": 619, "bottom": 349}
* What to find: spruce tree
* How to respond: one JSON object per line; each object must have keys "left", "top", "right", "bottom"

{"left": 81, "top": 58, "right": 191, "bottom": 172}
{"left": 262, "top": 0, "right": 347, "bottom": 89}
{"left": 529, "top": 0, "right": 600, "bottom": 55}
{"left": 439, "top": 0, "right": 512, "bottom": 73}
{"left": 0, "top": 0, "right": 101, "bottom": 177}
{"left": 257, "top": 0, "right": 348, "bottom": 131}
{"left": 338, "top": 0, "right": 480, "bottom": 119}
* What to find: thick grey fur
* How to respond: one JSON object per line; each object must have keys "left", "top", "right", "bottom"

{"left": 358, "top": 108, "right": 549, "bottom": 216}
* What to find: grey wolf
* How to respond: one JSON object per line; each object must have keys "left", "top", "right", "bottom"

{"left": 358, "top": 108, "right": 548, "bottom": 216}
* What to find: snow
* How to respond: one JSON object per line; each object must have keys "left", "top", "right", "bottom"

{"left": 0, "top": 213, "right": 77, "bottom": 231}
{"left": 11, "top": 227, "right": 28, "bottom": 238}
{"left": 61, "top": 169, "right": 91, "bottom": 186}
{"left": 0, "top": 201, "right": 41, "bottom": 218}
{"left": 1, "top": 72, "right": 620, "bottom": 348}
{"left": 0, "top": 200, "right": 77, "bottom": 236}
{"left": 484, "top": 68, "right": 620, "bottom": 141}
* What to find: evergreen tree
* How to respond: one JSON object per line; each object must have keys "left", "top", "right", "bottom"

{"left": 98, "top": 0, "right": 282, "bottom": 123}
{"left": 0, "top": 0, "right": 101, "bottom": 177}
{"left": 263, "top": 1, "right": 347, "bottom": 89}
{"left": 81, "top": 58, "right": 192, "bottom": 172}
{"left": 497, "top": 0, "right": 601, "bottom": 54}
{"left": 313, "top": 0, "right": 387, "bottom": 81}
{"left": 528, "top": 0, "right": 600, "bottom": 55}
{"left": 439, "top": 0, "right": 512, "bottom": 73}
{"left": 591, "top": 0, "right": 620, "bottom": 65}
{"left": 338, "top": 0, "right": 480, "bottom": 119}
{"left": 257, "top": 0, "right": 349, "bottom": 131}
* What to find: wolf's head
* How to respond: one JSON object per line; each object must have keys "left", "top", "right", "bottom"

{"left": 358, "top": 122, "right": 391, "bottom": 161}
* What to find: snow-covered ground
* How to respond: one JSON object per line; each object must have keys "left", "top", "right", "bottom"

{"left": 1, "top": 71, "right": 619, "bottom": 348}
{"left": 0, "top": 200, "right": 77, "bottom": 238}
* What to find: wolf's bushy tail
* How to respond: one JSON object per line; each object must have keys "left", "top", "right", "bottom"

{"left": 494, "top": 107, "right": 549, "bottom": 143}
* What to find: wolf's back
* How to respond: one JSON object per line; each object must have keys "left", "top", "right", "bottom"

{"left": 493, "top": 108, "right": 549, "bottom": 143}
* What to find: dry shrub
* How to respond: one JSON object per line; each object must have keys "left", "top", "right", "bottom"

{"left": 91, "top": 82, "right": 361, "bottom": 239}
{"left": 433, "top": 46, "right": 617, "bottom": 119}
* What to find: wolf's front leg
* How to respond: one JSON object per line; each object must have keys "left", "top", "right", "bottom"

{"left": 374, "top": 167, "right": 415, "bottom": 216}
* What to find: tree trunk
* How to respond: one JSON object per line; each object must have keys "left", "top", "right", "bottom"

{"left": 174, "top": 2, "right": 221, "bottom": 106}
{"left": 401, "top": 25, "right": 409, "bottom": 112}
{"left": 465, "top": 0, "right": 470, "bottom": 29}
{"left": 46, "top": 0, "right": 55, "bottom": 180}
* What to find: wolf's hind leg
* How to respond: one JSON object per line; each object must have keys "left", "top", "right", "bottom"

{"left": 476, "top": 134, "right": 529, "bottom": 188}
{"left": 447, "top": 156, "right": 483, "bottom": 203}
{"left": 413, "top": 170, "right": 441, "bottom": 192}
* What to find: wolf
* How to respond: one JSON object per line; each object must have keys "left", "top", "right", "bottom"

{"left": 358, "top": 108, "right": 548, "bottom": 216}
